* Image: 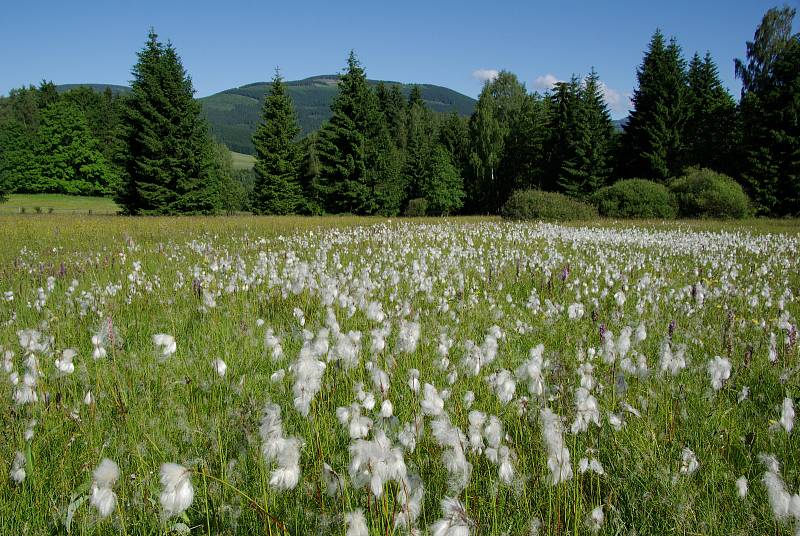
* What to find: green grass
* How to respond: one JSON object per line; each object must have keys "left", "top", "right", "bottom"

{"left": 0, "top": 215, "right": 798, "bottom": 535}
{"left": 230, "top": 151, "right": 256, "bottom": 170}
{"left": 0, "top": 194, "right": 119, "bottom": 214}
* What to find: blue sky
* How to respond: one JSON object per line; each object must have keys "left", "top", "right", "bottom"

{"left": 0, "top": 0, "right": 795, "bottom": 118}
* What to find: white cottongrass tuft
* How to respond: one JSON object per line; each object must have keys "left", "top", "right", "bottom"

{"left": 10, "top": 451, "right": 25, "bottom": 484}
{"left": 679, "top": 447, "right": 699, "bottom": 475}
{"left": 516, "top": 344, "right": 546, "bottom": 397}
{"left": 735, "top": 476, "right": 748, "bottom": 499}
{"left": 571, "top": 387, "right": 601, "bottom": 434}
{"left": 579, "top": 457, "right": 605, "bottom": 476}
{"left": 159, "top": 463, "right": 194, "bottom": 518}
{"left": 430, "top": 496, "right": 473, "bottom": 535}
{"left": 90, "top": 458, "right": 119, "bottom": 519}
{"left": 348, "top": 430, "right": 407, "bottom": 497}
{"left": 153, "top": 334, "right": 177, "bottom": 359}
{"left": 707, "top": 356, "right": 731, "bottom": 391}
{"left": 83, "top": 391, "right": 94, "bottom": 405}
{"left": 55, "top": 348, "right": 77, "bottom": 375}
{"left": 540, "top": 407, "right": 573, "bottom": 485}
{"left": 260, "top": 403, "right": 302, "bottom": 490}
{"left": 421, "top": 383, "right": 445, "bottom": 416}
{"left": 586, "top": 505, "right": 605, "bottom": 532}
{"left": 211, "top": 358, "right": 227, "bottom": 378}
{"left": 398, "top": 320, "right": 421, "bottom": 354}
{"left": 780, "top": 397, "right": 794, "bottom": 434}
{"left": 345, "top": 508, "right": 369, "bottom": 536}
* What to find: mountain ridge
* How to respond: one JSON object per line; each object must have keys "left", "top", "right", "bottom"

{"left": 56, "top": 77, "right": 476, "bottom": 155}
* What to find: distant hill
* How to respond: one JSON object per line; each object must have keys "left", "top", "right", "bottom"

{"left": 55, "top": 84, "right": 132, "bottom": 95}
{"left": 55, "top": 77, "right": 476, "bottom": 155}
{"left": 199, "top": 76, "right": 477, "bottom": 154}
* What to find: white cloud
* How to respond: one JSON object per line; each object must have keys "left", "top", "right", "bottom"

{"left": 598, "top": 82, "right": 632, "bottom": 117}
{"left": 533, "top": 73, "right": 562, "bottom": 90}
{"left": 472, "top": 69, "right": 499, "bottom": 83}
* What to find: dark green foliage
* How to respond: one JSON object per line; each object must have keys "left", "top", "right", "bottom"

{"left": 419, "top": 146, "right": 464, "bottom": 215}
{"left": 403, "top": 96, "right": 436, "bottom": 199}
{"left": 251, "top": 72, "right": 305, "bottom": 215}
{"left": 404, "top": 197, "right": 428, "bottom": 217}
{"left": 315, "top": 52, "right": 406, "bottom": 215}
{"left": 467, "top": 81, "right": 506, "bottom": 212}
{"left": 501, "top": 189, "right": 598, "bottom": 221}
{"left": 212, "top": 141, "right": 248, "bottom": 214}
{"left": 593, "top": 179, "right": 678, "bottom": 218}
{"left": 620, "top": 30, "right": 689, "bottom": 181}
{"left": 117, "top": 30, "right": 221, "bottom": 215}
{"left": 0, "top": 120, "right": 37, "bottom": 195}
{"left": 376, "top": 83, "right": 408, "bottom": 150}
{"left": 684, "top": 53, "right": 739, "bottom": 175}
{"left": 34, "top": 102, "right": 118, "bottom": 195}
{"left": 201, "top": 76, "right": 476, "bottom": 154}
{"left": 735, "top": 6, "right": 800, "bottom": 216}
{"left": 669, "top": 167, "right": 751, "bottom": 219}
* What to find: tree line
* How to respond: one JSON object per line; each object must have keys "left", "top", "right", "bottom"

{"left": 0, "top": 6, "right": 797, "bottom": 216}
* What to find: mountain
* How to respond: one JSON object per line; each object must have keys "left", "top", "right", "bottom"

{"left": 55, "top": 77, "right": 477, "bottom": 155}
{"left": 55, "top": 84, "right": 132, "bottom": 95}
{"left": 199, "top": 76, "right": 477, "bottom": 154}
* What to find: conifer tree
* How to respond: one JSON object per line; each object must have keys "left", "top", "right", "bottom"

{"left": 620, "top": 30, "right": 689, "bottom": 181}
{"left": 553, "top": 70, "right": 614, "bottom": 198}
{"left": 736, "top": 6, "right": 800, "bottom": 216}
{"left": 117, "top": 29, "right": 220, "bottom": 215}
{"left": 376, "top": 83, "right": 407, "bottom": 150}
{"left": 403, "top": 95, "right": 436, "bottom": 199}
{"left": 315, "top": 51, "right": 376, "bottom": 214}
{"left": 316, "top": 51, "right": 402, "bottom": 215}
{"left": 251, "top": 70, "right": 305, "bottom": 214}
{"left": 684, "top": 52, "right": 738, "bottom": 174}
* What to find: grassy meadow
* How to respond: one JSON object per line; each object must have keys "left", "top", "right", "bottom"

{"left": 0, "top": 194, "right": 120, "bottom": 215}
{"left": 0, "top": 215, "right": 798, "bottom": 535}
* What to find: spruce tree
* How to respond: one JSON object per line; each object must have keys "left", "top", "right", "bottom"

{"left": 684, "top": 52, "right": 738, "bottom": 174}
{"left": 251, "top": 70, "right": 305, "bottom": 214}
{"left": 376, "top": 83, "right": 407, "bottom": 150}
{"left": 620, "top": 30, "right": 689, "bottom": 181}
{"left": 736, "top": 6, "right": 800, "bottom": 216}
{"left": 316, "top": 51, "right": 397, "bottom": 215}
{"left": 553, "top": 70, "right": 614, "bottom": 198}
{"left": 117, "top": 29, "right": 220, "bottom": 215}
{"left": 403, "top": 96, "right": 435, "bottom": 199}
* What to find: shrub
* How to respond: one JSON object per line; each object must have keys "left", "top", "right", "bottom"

{"left": 501, "top": 189, "right": 598, "bottom": 221}
{"left": 669, "top": 168, "right": 750, "bottom": 219}
{"left": 592, "top": 179, "right": 678, "bottom": 219}
{"left": 405, "top": 198, "right": 428, "bottom": 217}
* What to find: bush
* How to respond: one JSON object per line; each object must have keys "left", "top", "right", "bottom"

{"left": 592, "top": 179, "right": 677, "bottom": 219}
{"left": 405, "top": 198, "right": 428, "bottom": 217}
{"left": 501, "top": 189, "right": 598, "bottom": 221}
{"left": 669, "top": 167, "right": 750, "bottom": 219}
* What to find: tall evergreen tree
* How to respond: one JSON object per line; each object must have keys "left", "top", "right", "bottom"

{"left": 620, "top": 30, "right": 689, "bottom": 181}
{"left": 376, "top": 83, "right": 407, "bottom": 150}
{"left": 550, "top": 70, "right": 614, "bottom": 198}
{"left": 251, "top": 70, "right": 305, "bottom": 214}
{"left": 316, "top": 51, "right": 399, "bottom": 215}
{"left": 684, "top": 52, "right": 739, "bottom": 174}
{"left": 403, "top": 95, "right": 436, "bottom": 199}
{"left": 735, "top": 6, "right": 800, "bottom": 215}
{"left": 117, "top": 29, "right": 220, "bottom": 215}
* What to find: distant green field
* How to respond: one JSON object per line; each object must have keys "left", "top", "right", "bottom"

{"left": 230, "top": 151, "right": 255, "bottom": 170}
{"left": 0, "top": 194, "right": 119, "bottom": 214}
